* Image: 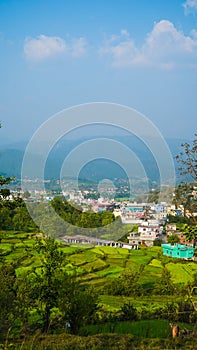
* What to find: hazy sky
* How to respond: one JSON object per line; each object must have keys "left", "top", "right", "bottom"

{"left": 0, "top": 0, "right": 197, "bottom": 143}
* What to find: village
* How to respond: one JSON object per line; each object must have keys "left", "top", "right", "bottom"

{"left": 3, "top": 178, "right": 197, "bottom": 260}
{"left": 59, "top": 190, "right": 196, "bottom": 259}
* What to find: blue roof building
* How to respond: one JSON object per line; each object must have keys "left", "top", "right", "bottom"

{"left": 161, "top": 243, "right": 195, "bottom": 259}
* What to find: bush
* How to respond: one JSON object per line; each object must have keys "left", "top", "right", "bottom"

{"left": 119, "top": 302, "right": 138, "bottom": 321}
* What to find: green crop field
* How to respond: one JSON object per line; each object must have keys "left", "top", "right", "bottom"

{"left": 1, "top": 229, "right": 197, "bottom": 350}
{"left": 1, "top": 229, "right": 197, "bottom": 312}
{"left": 166, "top": 262, "right": 197, "bottom": 284}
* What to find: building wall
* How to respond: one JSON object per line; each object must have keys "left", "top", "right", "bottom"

{"left": 162, "top": 244, "right": 194, "bottom": 259}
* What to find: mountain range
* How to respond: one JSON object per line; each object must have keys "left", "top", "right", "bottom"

{"left": 0, "top": 136, "right": 186, "bottom": 183}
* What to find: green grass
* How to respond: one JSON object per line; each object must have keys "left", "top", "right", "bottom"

{"left": 166, "top": 262, "right": 197, "bottom": 284}
{"left": 96, "top": 265, "right": 124, "bottom": 279}
{"left": 80, "top": 319, "right": 194, "bottom": 338}
{"left": 99, "top": 294, "right": 179, "bottom": 311}
{"left": 149, "top": 258, "right": 163, "bottom": 268}
{"left": 1, "top": 230, "right": 197, "bottom": 314}
{"left": 81, "top": 319, "right": 197, "bottom": 340}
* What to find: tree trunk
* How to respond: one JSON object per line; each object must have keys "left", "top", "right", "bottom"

{"left": 43, "top": 305, "right": 50, "bottom": 333}
{"left": 187, "top": 286, "right": 197, "bottom": 312}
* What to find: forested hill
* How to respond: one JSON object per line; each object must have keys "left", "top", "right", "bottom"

{"left": 0, "top": 137, "right": 185, "bottom": 181}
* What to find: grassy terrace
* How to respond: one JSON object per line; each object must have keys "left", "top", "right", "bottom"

{"left": 1, "top": 230, "right": 197, "bottom": 299}
{"left": 1, "top": 229, "right": 197, "bottom": 349}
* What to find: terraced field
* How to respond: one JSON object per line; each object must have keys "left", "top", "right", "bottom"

{"left": 1, "top": 229, "right": 197, "bottom": 310}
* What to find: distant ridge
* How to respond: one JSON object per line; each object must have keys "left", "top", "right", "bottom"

{"left": 0, "top": 136, "right": 187, "bottom": 181}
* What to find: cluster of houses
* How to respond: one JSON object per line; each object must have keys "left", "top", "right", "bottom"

{"left": 7, "top": 185, "right": 196, "bottom": 260}
{"left": 128, "top": 221, "right": 195, "bottom": 258}
{"left": 63, "top": 219, "right": 195, "bottom": 259}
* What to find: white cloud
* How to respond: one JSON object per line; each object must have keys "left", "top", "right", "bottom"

{"left": 183, "top": 0, "right": 197, "bottom": 15}
{"left": 24, "top": 35, "right": 67, "bottom": 61}
{"left": 100, "top": 20, "right": 197, "bottom": 69}
{"left": 24, "top": 34, "right": 88, "bottom": 61}
{"left": 70, "top": 37, "right": 88, "bottom": 57}
{"left": 190, "top": 29, "right": 197, "bottom": 38}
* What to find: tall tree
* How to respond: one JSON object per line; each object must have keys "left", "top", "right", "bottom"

{"left": 0, "top": 264, "right": 17, "bottom": 340}
{"left": 0, "top": 207, "right": 12, "bottom": 230}
{"left": 172, "top": 182, "right": 196, "bottom": 217}
{"left": 176, "top": 133, "right": 197, "bottom": 181}
{"left": 154, "top": 268, "right": 175, "bottom": 295}
{"left": 32, "top": 237, "right": 65, "bottom": 332}
{"left": 13, "top": 206, "right": 37, "bottom": 231}
{"left": 175, "top": 134, "right": 197, "bottom": 246}
{"left": 58, "top": 277, "right": 98, "bottom": 334}
{"left": 0, "top": 123, "right": 15, "bottom": 188}
{"left": 183, "top": 225, "right": 197, "bottom": 248}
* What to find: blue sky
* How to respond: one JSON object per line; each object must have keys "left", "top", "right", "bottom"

{"left": 0, "top": 0, "right": 197, "bottom": 143}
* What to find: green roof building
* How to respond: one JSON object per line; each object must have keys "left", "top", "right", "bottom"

{"left": 161, "top": 243, "right": 194, "bottom": 259}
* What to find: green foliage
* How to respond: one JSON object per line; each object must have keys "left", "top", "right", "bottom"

{"left": 119, "top": 302, "right": 138, "bottom": 321}
{"left": 176, "top": 133, "right": 197, "bottom": 181}
{"left": 0, "top": 175, "right": 14, "bottom": 187}
{"left": 29, "top": 237, "right": 66, "bottom": 332}
{"left": 80, "top": 319, "right": 172, "bottom": 339}
{"left": 154, "top": 268, "right": 175, "bottom": 295}
{"left": 0, "top": 263, "right": 17, "bottom": 339}
{"left": 13, "top": 206, "right": 37, "bottom": 231}
{"left": 3, "top": 332, "right": 197, "bottom": 350}
{"left": 153, "top": 239, "right": 163, "bottom": 246}
{"left": 183, "top": 224, "right": 197, "bottom": 247}
{"left": 15, "top": 237, "right": 99, "bottom": 335}
{"left": 167, "top": 214, "right": 191, "bottom": 225}
{"left": 58, "top": 279, "right": 98, "bottom": 334}
{"left": 0, "top": 207, "right": 12, "bottom": 229}
{"left": 167, "top": 234, "right": 180, "bottom": 244}
{"left": 51, "top": 197, "right": 115, "bottom": 229}
{"left": 1, "top": 228, "right": 197, "bottom": 343}
{"left": 23, "top": 190, "right": 31, "bottom": 199}
{"left": 0, "top": 188, "right": 10, "bottom": 198}
{"left": 172, "top": 182, "right": 195, "bottom": 217}
{"left": 106, "top": 269, "right": 143, "bottom": 296}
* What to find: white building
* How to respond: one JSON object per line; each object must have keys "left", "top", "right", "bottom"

{"left": 127, "top": 222, "right": 163, "bottom": 247}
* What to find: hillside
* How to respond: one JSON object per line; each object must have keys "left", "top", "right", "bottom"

{"left": 0, "top": 229, "right": 197, "bottom": 349}
{"left": 0, "top": 136, "right": 185, "bottom": 181}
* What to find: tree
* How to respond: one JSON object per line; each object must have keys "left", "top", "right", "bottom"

{"left": 0, "top": 207, "right": 12, "bottom": 230}
{"left": 23, "top": 237, "right": 99, "bottom": 334}
{"left": 0, "top": 175, "right": 14, "bottom": 187}
{"left": 0, "top": 264, "right": 17, "bottom": 339}
{"left": 13, "top": 206, "right": 36, "bottom": 231}
{"left": 58, "top": 278, "right": 98, "bottom": 334}
{"left": 172, "top": 182, "right": 196, "bottom": 218}
{"left": 32, "top": 237, "right": 65, "bottom": 332}
{"left": 23, "top": 190, "right": 31, "bottom": 199}
{"left": 183, "top": 225, "right": 197, "bottom": 248}
{"left": 101, "top": 211, "right": 114, "bottom": 226}
{"left": 154, "top": 268, "right": 175, "bottom": 295}
{"left": 107, "top": 269, "right": 142, "bottom": 297}
{"left": 175, "top": 134, "right": 197, "bottom": 247}
{"left": 119, "top": 302, "right": 138, "bottom": 321}
{"left": 176, "top": 133, "right": 197, "bottom": 181}
{"left": 0, "top": 188, "right": 10, "bottom": 199}
{"left": 167, "top": 234, "right": 180, "bottom": 244}
{"left": 0, "top": 124, "right": 15, "bottom": 201}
